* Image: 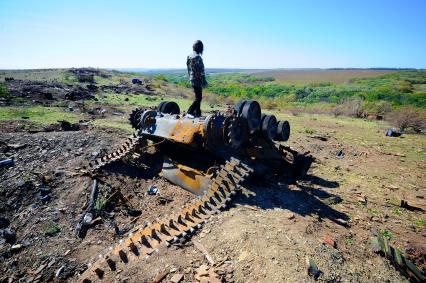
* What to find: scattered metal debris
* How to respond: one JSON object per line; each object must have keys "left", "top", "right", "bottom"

{"left": 371, "top": 230, "right": 425, "bottom": 283}
{"left": 132, "top": 78, "right": 143, "bottom": 85}
{"left": 147, "top": 185, "right": 158, "bottom": 195}
{"left": 193, "top": 241, "right": 215, "bottom": 265}
{"left": 306, "top": 257, "right": 321, "bottom": 279}
{"left": 0, "top": 158, "right": 13, "bottom": 168}
{"left": 78, "top": 99, "right": 313, "bottom": 281}
{"left": 75, "top": 179, "right": 99, "bottom": 238}
{"left": 386, "top": 128, "right": 402, "bottom": 137}
{"left": 55, "top": 265, "right": 65, "bottom": 278}
{"left": 336, "top": 149, "right": 345, "bottom": 159}
{"left": 324, "top": 234, "right": 336, "bottom": 248}
{"left": 308, "top": 134, "right": 328, "bottom": 141}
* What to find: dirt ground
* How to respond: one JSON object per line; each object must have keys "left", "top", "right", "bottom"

{"left": 0, "top": 70, "right": 425, "bottom": 282}
{"left": 0, "top": 112, "right": 424, "bottom": 283}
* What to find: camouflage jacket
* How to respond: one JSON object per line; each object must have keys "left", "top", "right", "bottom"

{"left": 187, "top": 52, "right": 207, "bottom": 88}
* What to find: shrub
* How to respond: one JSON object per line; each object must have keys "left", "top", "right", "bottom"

{"left": 223, "top": 96, "right": 235, "bottom": 105}
{"left": 205, "top": 93, "right": 219, "bottom": 107}
{"left": 386, "top": 106, "right": 425, "bottom": 132}
{"left": 332, "top": 97, "right": 364, "bottom": 117}
{"left": 154, "top": 74, "right": 168, "bottom": 82}
{"left": 0, "top": 83, "right": 9, "bottom": 99}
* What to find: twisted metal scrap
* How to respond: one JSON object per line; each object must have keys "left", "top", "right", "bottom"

{"left": 85, "top": 133, "right": 142, "bottom": 173}
{"left": 79, "top": 157, "right": 252, "bottom": 282}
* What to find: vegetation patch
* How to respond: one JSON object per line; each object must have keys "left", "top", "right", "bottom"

{"left": 0, "top": 106, "right": 83, "bottom": 124}
{"left": 44, "top": 224, "right": 61, "bottom": 237}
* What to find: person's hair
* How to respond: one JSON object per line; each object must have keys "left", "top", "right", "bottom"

{"left": 193, "top": 40, "right": 204, "bottom": 54}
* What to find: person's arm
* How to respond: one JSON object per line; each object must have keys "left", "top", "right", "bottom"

{"left": 186, "top": 56, "right": 191, "bottom": 78}
{"left": 199, "top": 57, "right": 207, "bottom": 87}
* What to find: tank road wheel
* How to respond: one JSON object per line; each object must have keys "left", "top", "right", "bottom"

{"left": 241, "top": 100, "right": 261, "bottom": 133}
{"left": 261, "top": 114, "right": 278, "bottom": 140}
{"left": 226, "top": 116, "right": 249, "bottom": 149}
{"left": 157, "top": 101, "right": 167, "bottom": 112}
{"left": 234, "top": 100, "right": 247, "bottom": 115}
{"left": 159, "top": 101, "right": 180, "bottom": 114}
{"left": 275, "top": 120, "right": 290, "bottom": 141}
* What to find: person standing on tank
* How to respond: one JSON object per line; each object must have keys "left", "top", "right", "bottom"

{"left": 186, "top": 40, "right": 207, "bottom": 117}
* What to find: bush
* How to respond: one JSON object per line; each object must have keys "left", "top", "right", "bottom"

{"left": 386, "top": 106, "right": 426, "bottom": 132}
{"left": 332, "top": 97, "right": 364, "bottom": 117}
{"left": 0, "top": 83, "right": 9, "bottom": 99}
{"left": 154, "top": 74, "right": 168, "bottom": 82}
{"left": 205, "top": 93, "right": 219, "bottom": 107}
{"left": 362, "top": 100, "right": 392, "bottom": 116}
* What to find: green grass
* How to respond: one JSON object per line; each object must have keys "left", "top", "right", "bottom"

{"left": 0, "top": 106, "right": 83, "bottom": 124}
{"left": 94, "top": 197, "right": 106, "bottom": 212}
{"left": 380, "top": 229, "right": 394, "bottom": 240}
{"left": 367, "top": 208, "right": 380, "bottom": 216}
{"left": 415, "top": 218, "right": 425, "bottom": 228}
{"left": 92, "top": 117, "right": 134, "bottom": 133}
{"left": 0, "top": 82, "right": 9, "bottom": 98}
{"left": 160, "top": 70, "right": 426, "bottom": 114}
{"left": 345, "top": 235, "right": 354, "bottom": 246}
{"left": 44, "top": 224, "right": 61, "bottom": 236}
{"left": 95, "top": 93, "right": 216, "bottom": 112}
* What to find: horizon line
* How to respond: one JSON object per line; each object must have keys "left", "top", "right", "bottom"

{"left": 0, "top": 67, "right": 424, "bottom": 71}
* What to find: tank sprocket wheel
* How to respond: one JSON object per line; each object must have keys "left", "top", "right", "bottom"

{"left": 129, "top": 108, "right": 144, "bottom": 130}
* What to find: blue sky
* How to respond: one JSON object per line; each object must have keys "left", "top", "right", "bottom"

{"left": 0, "top": 0, "right": 425, "bottom": 69}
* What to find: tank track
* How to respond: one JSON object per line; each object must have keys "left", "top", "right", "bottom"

{"left": 78, "top": 157, "right": 253, "bottom": 282}
{"left": 85, "top": 133, "right": 142, "bottom": 172}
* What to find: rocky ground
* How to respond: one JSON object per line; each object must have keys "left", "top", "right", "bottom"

{"left": 1, "top": 117, "right": 424, "bottom": 283}
{"left": 0, "top": 123, "right": 196, "bottom": 282}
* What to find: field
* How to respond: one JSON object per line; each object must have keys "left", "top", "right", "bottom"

{"left": 254, "top": 69, "right": 398, "bottom": 84}
{"left": 0, "top": 68, "right": 425, "bottom": 282}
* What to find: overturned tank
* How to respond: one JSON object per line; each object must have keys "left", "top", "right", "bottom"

{"left": 126, "top": 100, "right": 312, "bottom": 195}
{"left": 80, "top": 100, "right": 312, "bottom": 282}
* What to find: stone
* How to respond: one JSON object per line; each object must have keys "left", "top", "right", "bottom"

{"left": 285, "top": 212, "right": 295, "bottom": 220}
{"left": 0, "top": 216, "right": 9, "bottom": 228}
{"left": 324, "top": 234, "right": 336, "bottom": 248}
{"left": 153, "top": 271, "right": 168, "bottom": 283}
{"left": 238, "top": 251, "right": 249, "bottom": 261}
{"left": 2, "top": 228, "right": 16, "bottom": 243}
{"left": 170, "top": 273, "right": 184, "bottom": 283}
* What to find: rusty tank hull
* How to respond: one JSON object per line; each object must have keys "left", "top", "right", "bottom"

{"left": 79, "top": 99, "right": 313, "bottom": 282}
{"left": 129, "top": 100, "right": 312, "bottom": 196}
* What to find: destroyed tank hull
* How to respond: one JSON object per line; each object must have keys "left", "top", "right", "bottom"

{"left": 127, "top": 100, "right": 312, "bottom": 195}
{"left": 79, "top": 100, "right": 313, "bottom": 282}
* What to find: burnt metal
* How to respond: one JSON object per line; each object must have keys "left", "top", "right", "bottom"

{"left": 79, "top": 99, "right": 314, "bottom": 282}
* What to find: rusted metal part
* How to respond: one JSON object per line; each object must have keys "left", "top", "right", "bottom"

{"left": 372, "top": 233, "right": 425, "bottom": 283}
{"left": 141, "top": 113, "right": 206, "bottom": 145}
{"left": 83, "top": 133, "right": 142, "bottom": 173}
{"left": 161, "top": 156, "right": 212, "bottom": 196}
{"left": 78, "top": 158, "right": 253, "bottom": 282}
{"left": 75, "top": 99, "right": 314, "bottom": 282}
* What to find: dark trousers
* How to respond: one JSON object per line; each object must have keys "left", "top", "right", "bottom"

{"left": 187, "top": 86, "right": 202, "bottom": 117}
